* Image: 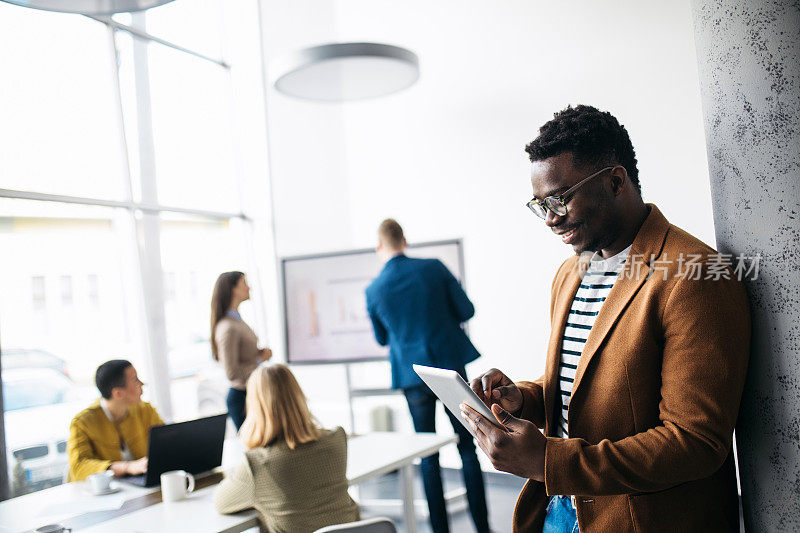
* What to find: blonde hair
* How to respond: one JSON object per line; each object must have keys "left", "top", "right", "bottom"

{"left": 378, "top": 218, "right": 405, "bottom": 250}
{"left": 239, "top": 363, "right": 321, "bottom": 450}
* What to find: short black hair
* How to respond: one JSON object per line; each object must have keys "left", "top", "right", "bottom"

{"left": 525, "top": 105, "right": 641, "bottom": 195}
{"left": 95, "top": 359, "right": 132, "bottom": 399}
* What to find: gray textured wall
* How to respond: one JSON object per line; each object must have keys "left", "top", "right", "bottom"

{"left": 691, "top": 0, "right": 800, "bottom": 531}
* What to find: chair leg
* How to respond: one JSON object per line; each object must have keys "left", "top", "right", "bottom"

{"left": 401, "top": 464, "right": 418, "bottom": 533}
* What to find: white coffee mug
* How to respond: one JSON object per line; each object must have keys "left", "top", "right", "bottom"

{"left": 87, "top": 470, "right": 114, "bottom": 494}
{"left": 160, "top": 470, "right": 195, "bottom": 502}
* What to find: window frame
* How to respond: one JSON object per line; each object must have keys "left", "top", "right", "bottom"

{"left": 0, "top": 2, "right": 276, "bottom": 501}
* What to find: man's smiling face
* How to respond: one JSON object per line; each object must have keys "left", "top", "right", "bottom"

{"left": 529, "top": 152, "right": 621, "bottom": 255}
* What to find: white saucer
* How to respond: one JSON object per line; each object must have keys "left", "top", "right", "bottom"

{"left": 86, "top": 485, "right": 121, "bottom": 496}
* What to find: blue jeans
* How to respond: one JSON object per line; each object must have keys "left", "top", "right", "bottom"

{"left": 226, "top": 387, "right": 247, "bottom": 431}
{"left": 543, "top": 495, "right": 579, "bottom": 533}
{"left": 404, "top": 376, "right": 490, "bottom": 533}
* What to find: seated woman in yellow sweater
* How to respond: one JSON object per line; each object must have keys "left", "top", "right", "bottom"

{"left": 214, "top": 363, "right": 360, "bottom": 533}
{"left": 67, "top": 359, "right": 163, "bottom": 481}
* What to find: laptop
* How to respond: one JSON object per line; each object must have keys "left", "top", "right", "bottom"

{"left": 123, "top": 413, "right": 227, "bottom": 487}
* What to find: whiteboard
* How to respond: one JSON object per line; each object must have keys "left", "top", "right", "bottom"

{"left": 282, "top": 240, "right": 464, "bottom": 364}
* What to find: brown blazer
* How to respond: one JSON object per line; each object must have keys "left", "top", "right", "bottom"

{"left": 513, "top": 205, "right": 750, "bottom": 532}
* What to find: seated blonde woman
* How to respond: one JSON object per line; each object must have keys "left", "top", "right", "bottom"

{"left": 214, "top": 363, "right": 360, "bottom": 533}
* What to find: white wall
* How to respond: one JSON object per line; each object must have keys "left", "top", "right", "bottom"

{"left": 260, "top": 0, "right": 354, "bottom": 257}
{"left": 260, "top": 0, "right": 713, "bottom": 389}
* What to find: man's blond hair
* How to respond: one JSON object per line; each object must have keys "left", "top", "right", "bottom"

{"left": 378, "top": 218, "right": 405, "bottom": 250}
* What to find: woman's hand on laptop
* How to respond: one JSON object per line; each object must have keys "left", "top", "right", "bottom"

{"left": 470, "top": 368, "right": 523, "bottom": 415}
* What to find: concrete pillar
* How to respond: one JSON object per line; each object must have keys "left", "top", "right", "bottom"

{"left": 691, "top": 1, "right": 800, "bottom": 531}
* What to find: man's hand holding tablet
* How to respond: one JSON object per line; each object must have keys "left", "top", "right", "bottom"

{"left": 412, "top": 365, "right": 506, "bottom": 437}
{"left": 470, "top": 368, "right": 524, "bottom": 414}
{"left": 460, "top": 368, "right": 546, "bottom": 482}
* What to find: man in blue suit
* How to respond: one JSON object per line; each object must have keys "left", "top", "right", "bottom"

{"left": 366, "top": 219, "right": 490, "bottom": 533}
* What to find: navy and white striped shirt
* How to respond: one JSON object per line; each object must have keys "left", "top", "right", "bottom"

{"left": 556, "top": 246, "right": 631, "bottom": 439}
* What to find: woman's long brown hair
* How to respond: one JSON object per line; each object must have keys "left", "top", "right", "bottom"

{"left": 210, "top": 271, "right": 244, "bottom": 361}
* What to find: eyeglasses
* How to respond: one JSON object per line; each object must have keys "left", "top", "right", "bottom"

{"left": 525, "top": 166, "right": 616, "bottom": 219}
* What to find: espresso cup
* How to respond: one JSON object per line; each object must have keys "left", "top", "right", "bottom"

{"left": 36, "top": 524, "right": 71, "bottom": 533}
{"left": 160, "top": 470, "right": 195, "bottom": 502}
{"left": 87, "top": 470, "right": 114, "bottom": 494}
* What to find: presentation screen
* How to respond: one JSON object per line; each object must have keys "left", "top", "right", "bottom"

{"left": 282, "top": 240, "right": 463, "bottom": 365}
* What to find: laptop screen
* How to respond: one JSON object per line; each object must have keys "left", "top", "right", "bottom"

{"left": 141, "top": 413, "right": 228, "bottom": 487}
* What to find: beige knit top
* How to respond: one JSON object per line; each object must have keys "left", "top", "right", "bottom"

{"left": 214, "top": 316, "right": 261, "bottom": 390}
{"left": 213, "top": 427, "right": 360, "bottom": 533}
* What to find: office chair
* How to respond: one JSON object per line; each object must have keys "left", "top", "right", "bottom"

{"left": 314, "top": 517, "right": 397, "bottom": 533}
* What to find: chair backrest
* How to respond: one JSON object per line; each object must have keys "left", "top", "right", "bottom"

{"left": 314, "top": 517, "right": 397, "bottom": 533}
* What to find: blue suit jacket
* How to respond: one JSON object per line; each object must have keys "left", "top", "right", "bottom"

{"left": 365, "top": 255, "right": 481, "bottom": 389}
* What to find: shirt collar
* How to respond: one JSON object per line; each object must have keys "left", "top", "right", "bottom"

{"left": 589, "top": 244, "right": 632, "bottom": 271}
{"left": 100, "top": 397, "right": 129, "bottom": 423}
{"left": 99, "top": 398, "right": 115, "bottom": 422}
{"left": 226, "top": 309, "right": 242, "bottom": 320}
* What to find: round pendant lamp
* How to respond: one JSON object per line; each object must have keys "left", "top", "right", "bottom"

{"left": 0, "top": 0, "right": 174, "bottom": 15}
{"left": 273, "top": 42, "right": 420, "bottom": 102}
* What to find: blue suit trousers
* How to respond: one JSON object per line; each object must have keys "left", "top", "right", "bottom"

{"left": 404, "top": 378, "right": 490, "bottom": 533}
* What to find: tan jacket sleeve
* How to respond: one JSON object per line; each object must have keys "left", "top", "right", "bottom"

{"left": 544, "top": 273, "right": 750, "bottom": 496}
{"left": 67, "top": 418, "right": 112, "bottom": 481}
{"left": 216, "top": 322, "right": 244, "bottom": 385}
{"left": 214, "top": 459, "right": 256, "bottom": 514}
{"left": 516, "top": 377, "right": 546, "bottom": 427}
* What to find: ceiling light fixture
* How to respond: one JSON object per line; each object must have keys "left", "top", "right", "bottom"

{"left": 273, "top": 42, "right": 420, "bottom": 102}
{"left": 0, "top": 0, "right": 174, "bottom": 15}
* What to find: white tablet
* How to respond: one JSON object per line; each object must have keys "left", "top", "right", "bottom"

{"left": 413, "top": 364, "right": 507, "bottom": 438}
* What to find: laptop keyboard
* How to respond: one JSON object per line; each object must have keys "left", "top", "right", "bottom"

{"left": 122, "top": 474, "right": 146, "bottom": 486}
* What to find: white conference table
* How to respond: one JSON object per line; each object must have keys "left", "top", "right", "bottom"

{"left": 0, "top": 432, "right": 457, "bottom": 533}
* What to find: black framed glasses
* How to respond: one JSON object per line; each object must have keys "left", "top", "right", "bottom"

{"left": 525, "top": 166, "right": 616, "bottom": 219}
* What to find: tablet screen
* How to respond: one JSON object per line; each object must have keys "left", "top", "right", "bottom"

{"left": 413, "top": 364, "right": 507, "bottom": 438}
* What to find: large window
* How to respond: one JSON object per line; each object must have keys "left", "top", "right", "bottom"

{"left": 159, "top": 214, "right": 251, "bottom": 422}
{"left": 0, "top": 200, "right": 144, "bottom": 498}
{"left": 0, "top": 10, "right": 126, "bottom": 201}
{"left": 0, "top": 0, "right": 268, "bottom": 499}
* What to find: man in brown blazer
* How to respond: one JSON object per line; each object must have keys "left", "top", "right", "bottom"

{"left": 460, "top": 105, "right": 750, "bottom": 532}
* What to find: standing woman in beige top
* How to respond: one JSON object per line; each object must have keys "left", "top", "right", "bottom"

{"left": 211, "top": 271, "right": 272, "bottom": 430}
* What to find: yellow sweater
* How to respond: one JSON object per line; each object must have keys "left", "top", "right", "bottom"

{"left": 67, "top": 399, "right": 163, "bottom": 481}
